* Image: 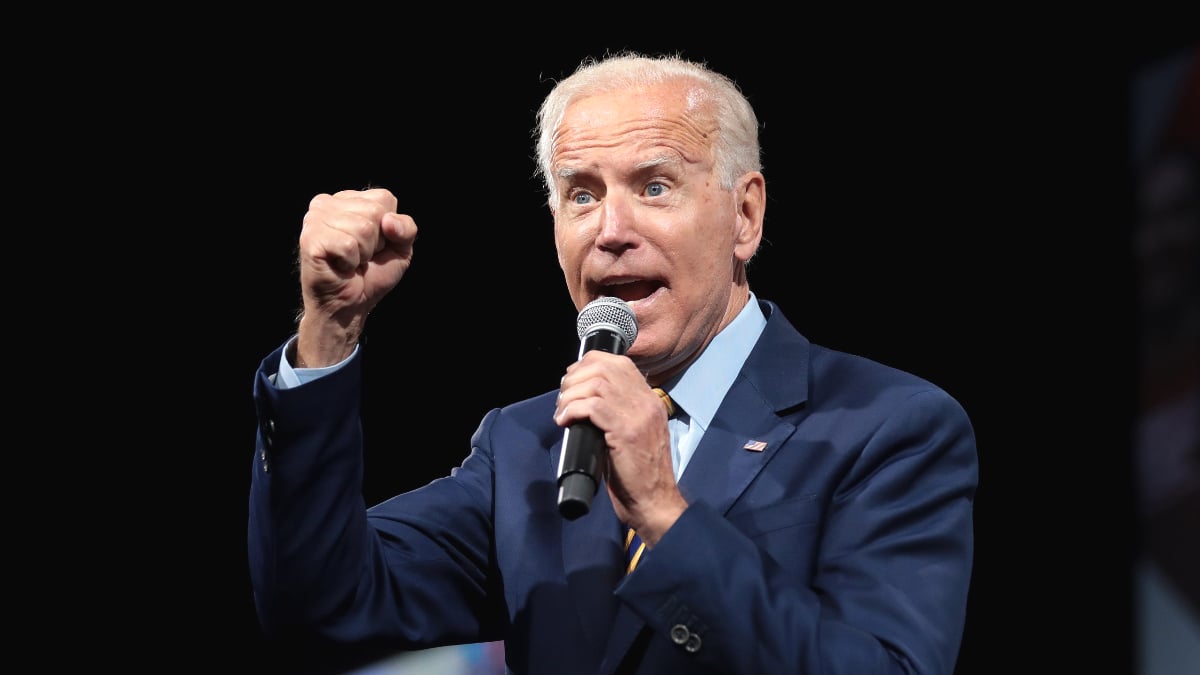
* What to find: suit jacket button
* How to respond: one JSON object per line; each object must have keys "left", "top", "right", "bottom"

{"left": 685, "top": 633, "right": 702, "bottom": 653}
{"left": 259, "top": 418, "right": 276, "bottom": 448}
{"left": 670, "top": 624, "right": 690, "bottom": 645}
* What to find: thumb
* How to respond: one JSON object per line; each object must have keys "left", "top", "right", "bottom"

{"left": 381, "top": 212, "right": 418, "bottom": 250}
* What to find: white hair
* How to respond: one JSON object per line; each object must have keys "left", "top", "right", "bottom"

{"left": 534, "top": 51, "right": 762, "bottom": 207}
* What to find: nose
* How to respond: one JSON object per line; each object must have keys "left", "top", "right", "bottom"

{"left": 595, "top": 192, "right": 638, "bottom": 251}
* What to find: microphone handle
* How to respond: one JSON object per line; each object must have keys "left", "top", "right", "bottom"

{"left": 557, "top": 328, "right": 628, "bottom": 520}
{"left": 557, "top": 421, "right": 606, "bottom": 520}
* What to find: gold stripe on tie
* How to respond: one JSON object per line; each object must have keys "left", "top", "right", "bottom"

{"left": 653, "top": 387, "right": 675, "bottom": 417}
{"left": 625, "top": 527, "right": 645, "bottom": 574}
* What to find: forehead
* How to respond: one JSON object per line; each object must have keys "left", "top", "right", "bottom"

{"left": 551, "top": 81, "right": 716, "bottom": 170}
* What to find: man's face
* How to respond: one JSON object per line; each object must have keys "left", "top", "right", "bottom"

{"left": 550, "top": 80, "right": 762, "bottom": 379}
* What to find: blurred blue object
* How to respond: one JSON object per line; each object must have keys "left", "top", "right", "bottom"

{"left": 350, "top": 641, "right": 506, "bottom": 675}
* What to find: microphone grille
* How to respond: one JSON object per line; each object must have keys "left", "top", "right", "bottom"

{"left": 576, "top": 296, "right": 639, "bottom": 349}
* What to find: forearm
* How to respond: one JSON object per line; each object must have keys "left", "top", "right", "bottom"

{"left": 248, "top": 345, "right": 372, "bottom": 634}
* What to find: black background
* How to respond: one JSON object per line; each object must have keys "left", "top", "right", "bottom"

{"left": 110, "top": 24, "right": 1195, "bottom": 674}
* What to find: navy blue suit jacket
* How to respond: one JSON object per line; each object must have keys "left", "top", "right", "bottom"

{"left": 249, "top": 299, "right": 977, "bottom": 674}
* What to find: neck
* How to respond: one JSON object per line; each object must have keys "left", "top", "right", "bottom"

{"left": 643, "top": 286, "right": 752, "bottom": 387}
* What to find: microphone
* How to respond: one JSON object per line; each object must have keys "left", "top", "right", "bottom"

{"left": 556, "top": 296, "right": 639, "bottom": 520}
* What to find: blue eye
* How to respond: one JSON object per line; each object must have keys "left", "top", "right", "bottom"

{"left": 646, "top": 182, "right": 666, "bottom": 197}
{"left": 573, "top": 192, "right": 594, "bottom": 205}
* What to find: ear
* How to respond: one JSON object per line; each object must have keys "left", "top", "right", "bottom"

{"left": 732, "top": 172, "right": 765, "bottom": 263}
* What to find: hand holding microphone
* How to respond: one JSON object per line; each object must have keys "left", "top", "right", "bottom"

{"left": 556, "top": 297, "right": 640, "bottom": 520}
{"left": 555, "top": 297, "right": 684, "bottom": 532}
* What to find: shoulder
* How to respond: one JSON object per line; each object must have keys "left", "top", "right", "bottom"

{"left": 759, "top": 297, "right": 968, "bottom": 420}
{"left": 472, "top": 389, "right": 563, "bottom": 450}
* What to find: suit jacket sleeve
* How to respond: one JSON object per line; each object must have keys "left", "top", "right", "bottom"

{"left": 615, "top": 386, "right": 977, "bottom": 674}
{"left": 247, "top": 342, "right": 504, "bottom": 648}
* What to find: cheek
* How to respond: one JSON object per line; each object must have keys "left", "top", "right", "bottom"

{"left": 679, "top": 219, "right": 735, "bottom": 265}
{"left": 555, "top": 233, "right": 577, "bottom": 264}
{"left": 555, "top": 217, "right": 596, "bottom": 263}
{"left": 553, "top": 223, "right": 573, "bottom": 264}
{"left": 554, "top": 243, "right": 587, "bottom": 295}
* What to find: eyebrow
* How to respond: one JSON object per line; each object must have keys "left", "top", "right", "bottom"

{"left": 555, "top": 154, "right": 681, "bottom": 181}
{"left": 634, "top": 155, "right": 679, "bottom": 172}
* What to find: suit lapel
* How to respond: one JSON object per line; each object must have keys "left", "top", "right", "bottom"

{"left": 679, "top": 300, "right": 809, "bottom": 515}
{"left": 677, "top": 377, "right": 797, "bottom": 515}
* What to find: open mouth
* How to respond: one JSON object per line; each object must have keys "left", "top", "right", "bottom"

{"left": 600, "top": 280, "right": 663, "bottom": 304}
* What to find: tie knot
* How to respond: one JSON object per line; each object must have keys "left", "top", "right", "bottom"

{"left": 653, "top": 387, "right": 675, "bottom": 417}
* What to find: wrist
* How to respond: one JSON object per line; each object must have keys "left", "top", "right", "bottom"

{"left": 295, "top": 312, "right": 360, "bottom": 368}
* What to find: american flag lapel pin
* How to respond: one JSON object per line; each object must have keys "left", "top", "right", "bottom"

{"left": 743, "top": 440, "right": 767, "bottom": 452}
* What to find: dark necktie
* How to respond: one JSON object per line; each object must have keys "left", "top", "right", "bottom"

{"left": 624, "top": 387, "right": 674, "bottom": 574}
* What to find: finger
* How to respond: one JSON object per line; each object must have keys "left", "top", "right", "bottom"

{"left": 381, "top": 212, "right": 418, "bottom": 252}
{"left": 556, "top": 367, "right": 663, "bottom": 442}
{"left": 301, "top": 209, "right": 374, "bottom": 274}
{"left": 370, "top": 212, "right": 418, "bottom": 283}
{"left": 328, "top": 187, "right": 398, "bottom": 213}
{"left": 554, "top": 376, "right": 606, "bottom": 427}
{"left": 307, "top": 196, "right": 391, "bottom": 268}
